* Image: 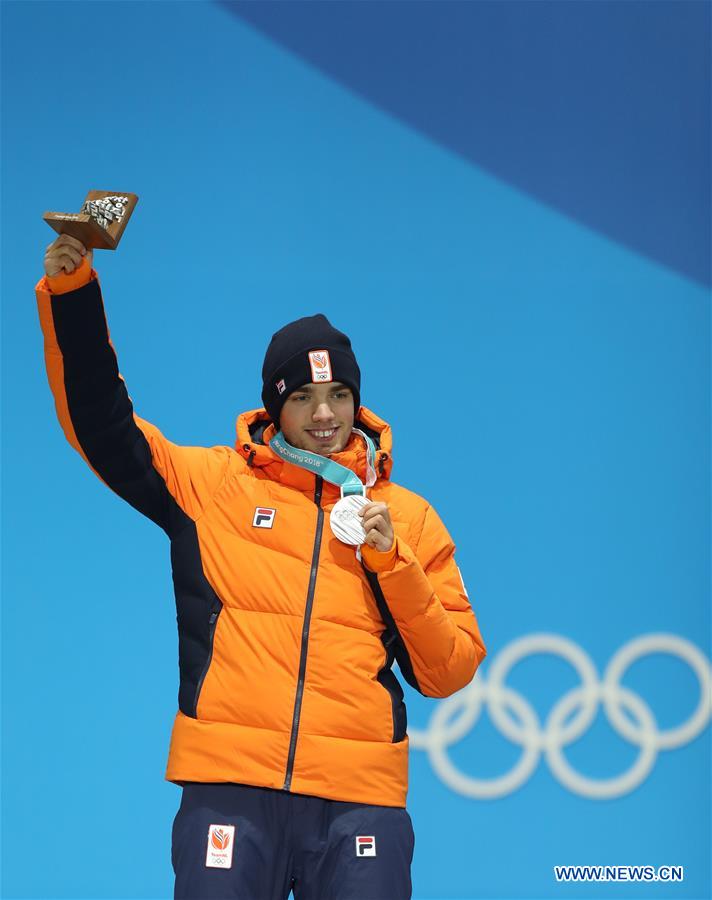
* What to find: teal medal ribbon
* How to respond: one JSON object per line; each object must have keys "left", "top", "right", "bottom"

{"left": 269, "top": 428, "right": 377, "bottom": 498}
{"left": 269, "top": 428, "right": 377, "bottom": 545}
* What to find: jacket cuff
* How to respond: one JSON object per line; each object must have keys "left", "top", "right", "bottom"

{"left": 361, "top": 535, "right": 399, "bottom": 573}
{"left": 43, "top": 256, "right": 94, "bottom": 294}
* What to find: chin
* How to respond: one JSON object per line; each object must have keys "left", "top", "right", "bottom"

{"left": 310, "top": 442, "right": 341, "bottom": 457}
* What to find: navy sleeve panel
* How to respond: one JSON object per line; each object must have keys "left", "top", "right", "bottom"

{"left": 361, "top": 564, "right": 424, "bottom": 696}
{"left": 49, "top": 278, "right": 195, "bottom": 536}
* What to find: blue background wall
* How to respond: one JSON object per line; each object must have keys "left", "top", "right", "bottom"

{"left": 2, "top": 2, "right": 709, "bottom": 898}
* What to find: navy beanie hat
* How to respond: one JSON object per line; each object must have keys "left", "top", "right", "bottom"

{"left": 261, "top": 314, "right": 361, "bottom": 426}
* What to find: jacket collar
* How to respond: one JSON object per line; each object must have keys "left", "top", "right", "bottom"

{"left": 235, "top": 405, "right": 393, "bottom": 496}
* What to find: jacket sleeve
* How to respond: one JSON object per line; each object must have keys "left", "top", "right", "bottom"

{"left": 361, "top": 503, "right": 486, "bottom": 698}
{"left": 35, "top": 260, "right": 231, "bottom": 536}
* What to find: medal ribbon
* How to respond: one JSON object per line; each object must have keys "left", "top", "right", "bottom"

{"left": 269, "top": 428, "right": 377, "bottom": 497}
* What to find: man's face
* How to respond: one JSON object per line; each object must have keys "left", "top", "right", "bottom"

{"left": 279, "top": 382, "right": 355, "bottom": 456}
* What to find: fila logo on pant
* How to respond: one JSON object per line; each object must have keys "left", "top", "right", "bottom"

{"left": 356, "top": 835, "right": 376, "bottom": 857}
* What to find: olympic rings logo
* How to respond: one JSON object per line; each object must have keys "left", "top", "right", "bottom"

{"left": 407, "top": 633, "right": 712, "bottom": 799}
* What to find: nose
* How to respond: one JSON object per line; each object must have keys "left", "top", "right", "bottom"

{"left": 312, "top": 401, "right": 335, "bottom": 422}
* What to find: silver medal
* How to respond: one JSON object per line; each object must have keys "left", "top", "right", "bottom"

{"left": 330, "top": 494, "right": 370, "bottom": 545}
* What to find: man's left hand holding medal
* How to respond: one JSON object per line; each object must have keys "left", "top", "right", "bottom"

{"left": 358, "top": 502, "right": 395, "bottom": 552}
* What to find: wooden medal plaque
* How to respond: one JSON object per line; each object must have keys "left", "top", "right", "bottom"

{"left": 43, "top": 190, "right": 139, "bottom": 250}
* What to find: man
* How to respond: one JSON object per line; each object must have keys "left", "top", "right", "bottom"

{"left": 36, "top": 233, "right": 487, "bottom": 900}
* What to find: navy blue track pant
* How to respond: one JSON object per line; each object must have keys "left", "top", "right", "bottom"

{"left": 171, "top": 782, "right": 415, "bottom": 900}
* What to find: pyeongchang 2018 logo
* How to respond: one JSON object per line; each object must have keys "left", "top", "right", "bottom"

{"left": 407, "top": 633, "right": 711, "bottom": 799}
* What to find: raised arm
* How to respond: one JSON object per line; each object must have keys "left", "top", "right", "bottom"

{"left": 35, "top": 235, "right": 231, "bottom": 537}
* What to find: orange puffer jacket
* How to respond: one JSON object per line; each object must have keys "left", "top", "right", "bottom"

{"left": 35, "top": 259, "right": 487, "bottom": 807}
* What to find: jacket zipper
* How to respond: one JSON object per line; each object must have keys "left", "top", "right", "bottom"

{"left": 193, "top": 608, "right": 220, "bottom": 718}
{"left": 283, "top": 474, "right": 324, "bottom": 791}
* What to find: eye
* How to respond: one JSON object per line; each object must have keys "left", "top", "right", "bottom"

{"left": 333, "top": 391, "right": 349, "bottom": 400}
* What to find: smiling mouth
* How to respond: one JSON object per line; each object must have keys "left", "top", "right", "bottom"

{"left": 306, "top": 428, "right": 339, "bottom": 440}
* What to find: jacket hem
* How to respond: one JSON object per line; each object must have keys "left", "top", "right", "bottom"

{"left": 165, "top": 710, "right": 409, "bottom": 807}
